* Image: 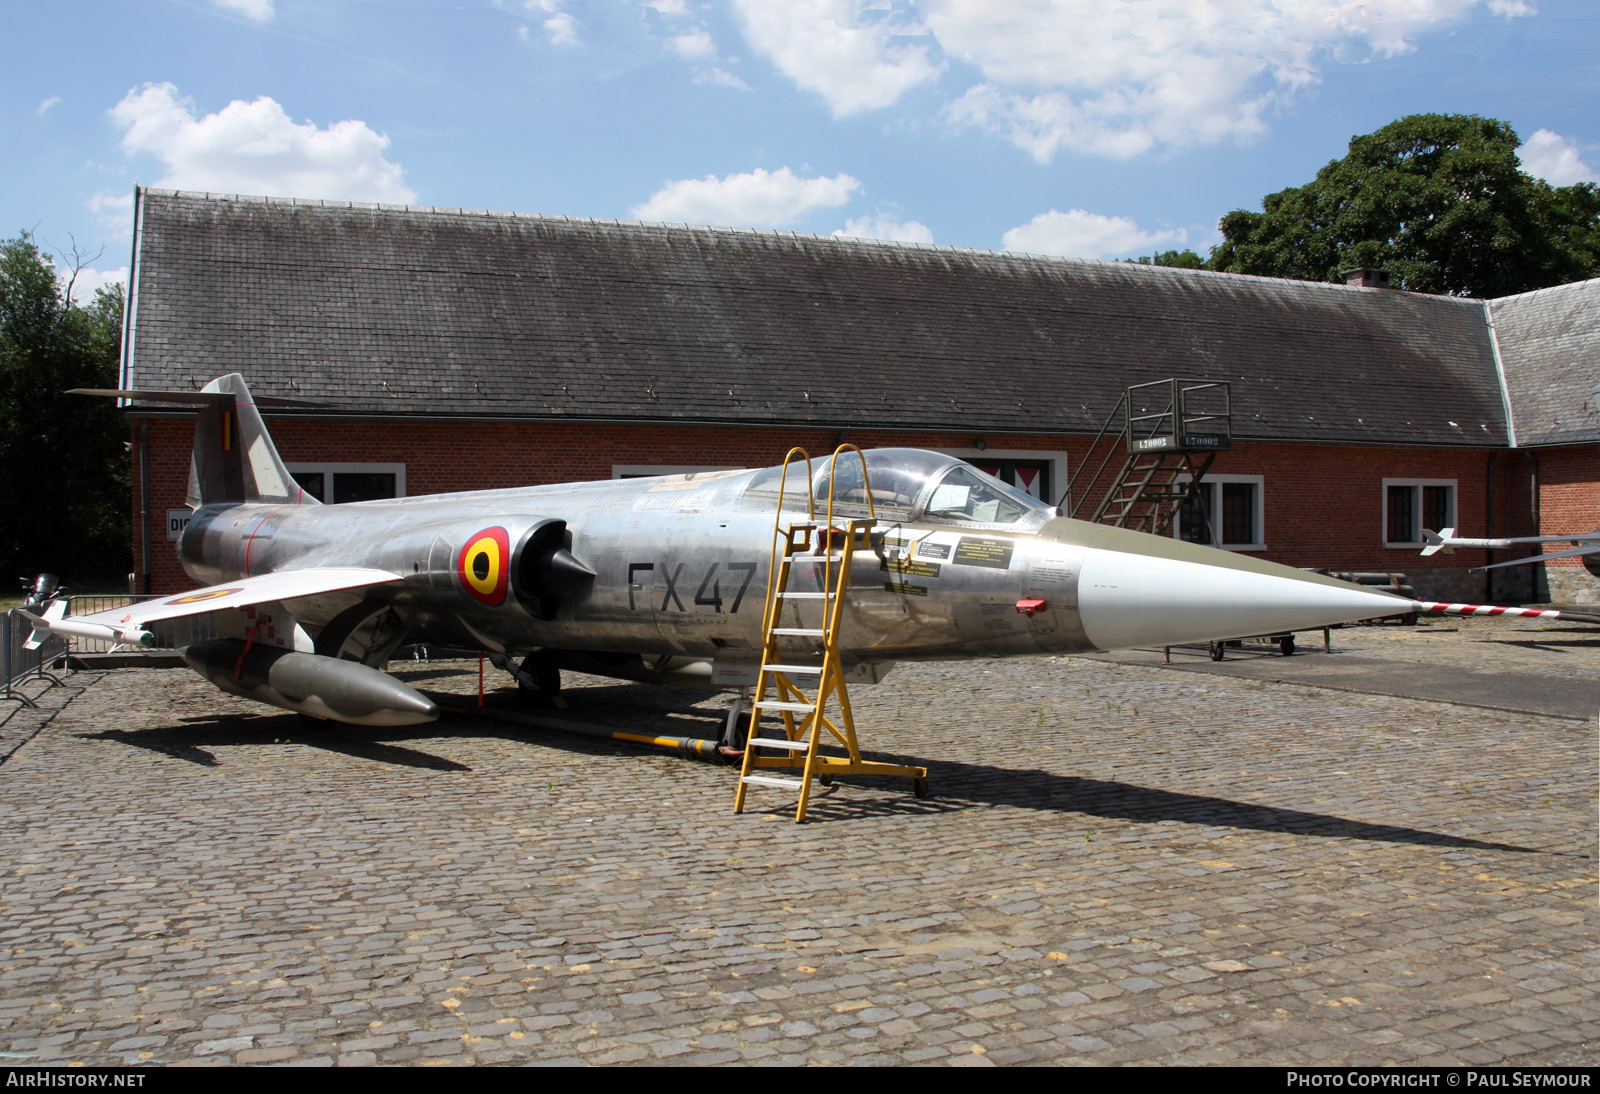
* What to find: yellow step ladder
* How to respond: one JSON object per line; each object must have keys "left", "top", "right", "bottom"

{"left": 733, "top": 445, "right": 929, "bottom": 823}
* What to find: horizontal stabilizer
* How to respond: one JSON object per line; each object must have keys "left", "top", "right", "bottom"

{"left": 70, "top": 387, "right": 325, "bottom": 408}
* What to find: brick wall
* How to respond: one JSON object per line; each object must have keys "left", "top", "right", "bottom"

{"left": 130, "top": 416, "right": 1539, "bottom": 599}
{"left": 1535, "top": 445, "right": 1600, "bottom": 604}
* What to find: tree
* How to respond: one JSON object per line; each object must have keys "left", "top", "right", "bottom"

{"left": 1208, "top": 114, "right": 1600, "bottom": 297}
{"left": 0, "top": 233, "right": 129, "bottom": 588}
{"left": 1127, "top": 249, "right": 1206, "bottom": 270}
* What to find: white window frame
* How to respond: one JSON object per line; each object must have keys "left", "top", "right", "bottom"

{"left": 1383, "top": 478, "right": 1456, "bottom": 548}
{"left": 287, "top": 462, "right": 407, "bottom": 502}
{"left": 612, "top": 464, "right": 745, "bottom": 479}
{"left": 1171, "top": 474, "right": 1265, "bottom": 551}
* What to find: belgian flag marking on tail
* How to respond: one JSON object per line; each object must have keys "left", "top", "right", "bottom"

{"left": 458, "top": 527, "right": 511, "bottom": 606}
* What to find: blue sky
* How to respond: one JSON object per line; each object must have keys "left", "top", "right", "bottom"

{"left": 6, "top": 0, "right": 1598, "bottom": 301}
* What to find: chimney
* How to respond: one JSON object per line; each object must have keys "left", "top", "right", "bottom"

{"left": 1342, "top": 267, "right": 1391, "bottom": 289}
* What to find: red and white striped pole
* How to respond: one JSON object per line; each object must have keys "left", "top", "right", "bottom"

{"left": 1415, "top": 601, "right": 1564, "bottom": 620}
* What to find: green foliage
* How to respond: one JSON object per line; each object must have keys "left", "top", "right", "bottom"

{"left": 1208, "top": 114, "right": 1600, "bottom": 297}
{"left": 1127, "top": 249, "right": 1207, "bottom": 270}
{"left": 0, "top": 233, "right": 130, "bottom": 586}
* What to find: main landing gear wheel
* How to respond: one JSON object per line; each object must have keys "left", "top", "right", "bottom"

{"left": 1209, "top": 641, "right": 1226, "bottom": 662}
{"left": 913, "top": 777, "right": 931, "bottom": 799}
{"left": 1279, "top": 635, "right": 1296, "bottom": 656}
{"left": 517, "top": 651, "right": 561, "bottom": 700}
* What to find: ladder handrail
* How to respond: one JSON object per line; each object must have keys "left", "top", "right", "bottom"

{"left": 820, "top": 444, "right": 876, "bottom": 635}
{"left": 758, "top": 448, "right": 816, "bottom": 646}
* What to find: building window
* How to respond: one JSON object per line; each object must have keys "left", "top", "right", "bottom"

{"left": 612, "top": 465, "right": 744, "bottom": 479}
{"left": 965, "top": 458, "right": 1053, "bottom": 503}
{"left": 1173, "top": 476, "right": 1264, "bottom": 549}
{"left": 939, "top": 449, "right": 1067, "bottom": 509}
{"left": 1383, "top": 479, "right": 1455, "bottom": 546}
{"left": 288, "top": 463, "right": 406, "bottom": 503}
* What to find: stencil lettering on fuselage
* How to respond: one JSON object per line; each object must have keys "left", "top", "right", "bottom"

{"left": 626, "top": 561, "right": 758, "bottom": 613}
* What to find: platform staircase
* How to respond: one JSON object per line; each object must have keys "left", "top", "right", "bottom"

{"left": 1060, "top": 378, "right": 1233, "bottom": 538}
{"left": 733, "top": 446, "right": 928, "bottom": 823}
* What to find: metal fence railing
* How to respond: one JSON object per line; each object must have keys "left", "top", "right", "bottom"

{"left": 2, "top": 609, "right": 66, "bottom": 709}
{"left": 3, "top": 595, "right": 219, "bottom": 710}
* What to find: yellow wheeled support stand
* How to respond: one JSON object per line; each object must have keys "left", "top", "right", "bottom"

{"left": 733, "top": 445, "right": 930, "bottom": 823}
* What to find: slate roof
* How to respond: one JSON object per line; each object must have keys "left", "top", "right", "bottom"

{"left": 1488, "top": 279, "right": 1600, "bottom": 447}
{"left": 127, "top": 189, "right": 1524, "bottom": 447}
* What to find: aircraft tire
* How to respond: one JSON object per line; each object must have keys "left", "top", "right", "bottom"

{"left": 518, "top": 651, "right": 561, "bottom": 698}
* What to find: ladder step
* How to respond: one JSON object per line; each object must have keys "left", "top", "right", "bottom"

{"left": 747, "top": 736, "right": 808, "bottom": 750}
{"left": 753, "top": 700, "right": 815, "bottom": 713}
{"left": 771, "top": 627, "right": 825, "bottom": 637}
{"left": 762, "top": 663, "right": 823, "bottom": 675}
{"left": 741, "top": 775, "right": 805, "bottom": 789}
{"left": 775, "top": 591, "right": 827, "bottom": 599}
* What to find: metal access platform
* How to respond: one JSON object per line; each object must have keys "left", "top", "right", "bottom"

{"left": 1060, "top": 378, "right": 1233, "bottom": 538}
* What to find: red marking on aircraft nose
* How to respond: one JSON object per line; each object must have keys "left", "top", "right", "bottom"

{"left": 1015, "top": 598, "right": 1048, "bottom": 615}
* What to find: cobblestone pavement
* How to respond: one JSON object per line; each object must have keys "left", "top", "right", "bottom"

{"left": 0, "top": 626, "right": 1594, "bottom": 1066}
{"left": 1091, "top": 617, "right": 1600, "bottom": 721}
{"left": 1110, "top": 616, "right": 1600, "bottom": 683}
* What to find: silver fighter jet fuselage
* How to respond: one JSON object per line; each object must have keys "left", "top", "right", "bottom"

{"left": 32, "top": 374, "right": 1434, "bottom": 727}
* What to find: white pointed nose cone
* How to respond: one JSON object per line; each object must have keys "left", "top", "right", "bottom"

{"left": 1076, "top": 546, "right": 1413, "bottom": 651}
{"left": 1037, "top": 517, "right": 1416, "bottom": 652}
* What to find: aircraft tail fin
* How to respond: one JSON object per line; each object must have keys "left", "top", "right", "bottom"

{"left": 1420, "top": 527, "right": 1454, "bottom": 557}
{"left": 19, "top": 600, "right": 67, "bottom": 650}
{"left": 185, "top": 374, "right": 315, "bottom": 508}
{"left": 74, "top": 373, "right": 319, "bottom": 508}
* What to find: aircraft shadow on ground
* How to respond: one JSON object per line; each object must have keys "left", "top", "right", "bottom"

{"left": 78, "top": 685, "right": 1554, "bottom": 856}
{"left": 78, "top": 712, "right": 495, "bottom": 772}
{"left": 1488, "top": 634, "right": 1600, "bottom": 651}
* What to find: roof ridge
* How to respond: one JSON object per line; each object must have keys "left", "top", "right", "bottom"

{"left": 139, "top": 187, "right": 1464, "bottom": 299}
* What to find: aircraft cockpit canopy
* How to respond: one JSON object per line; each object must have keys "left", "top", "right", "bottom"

{"left": 743, "top": 448, "right": 1054, "bottom": 528}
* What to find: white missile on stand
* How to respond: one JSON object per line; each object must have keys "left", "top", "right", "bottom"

{"left": 20, "top": 600, "right": 154, "bottom": 650}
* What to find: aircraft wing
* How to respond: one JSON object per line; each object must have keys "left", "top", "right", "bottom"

{"left": 1423, "top": 528, "right": 1600, "bottom": 557}
{"left": 23, "top": 568, "right": 402, "bottom": 648}
{"left": 1473, "top": 543, "right": 1600, "bottom": 572}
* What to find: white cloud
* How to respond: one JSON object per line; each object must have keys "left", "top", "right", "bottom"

{"left": 695, "top": 67, "right": 752, "bottom": 90}
{"left": 925, "top": 0, "right": 1524, "bottom": 160}
{"left": 545, "top": 12, "right": 580, "bottom": 45}
{"left": 632, "top": 166, "right": 860, "bottom": 227}
{"left": 107, "top": 83, "right": 416, "bottom": 204}
{"left": 833, "top": 214, "right": 934, "bottom": 244}
{"left": 37, "top": 96, "right": 61, "bottom": 117}
{"left": 213, "top": 0, "right": 274, "bottom": 22}
{"left": 669, "top": 29, "right": 716, "bottom": 59}
{"left": 730, "top": 0, "right": 942, "bottom": 116}
{"left": 1001, "top": 208, "right": 1185, "bottom": 260}
{"left": 520, "top": 1, "right": 579, "bottom": 46}
{"left": 59, "top": 264, "right": 128, "bottom": 305}
{"left": 88, "top": 190, "right": 134, "bottom": 236}
{"left": 1518, "top": 129, "right": 1598, "bottom": 186}
{"left": 725, "top": 1, "right": 1531, "bottom": 158}
{"left": 645, "top": 0, "right": 689, "bottom": 14}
